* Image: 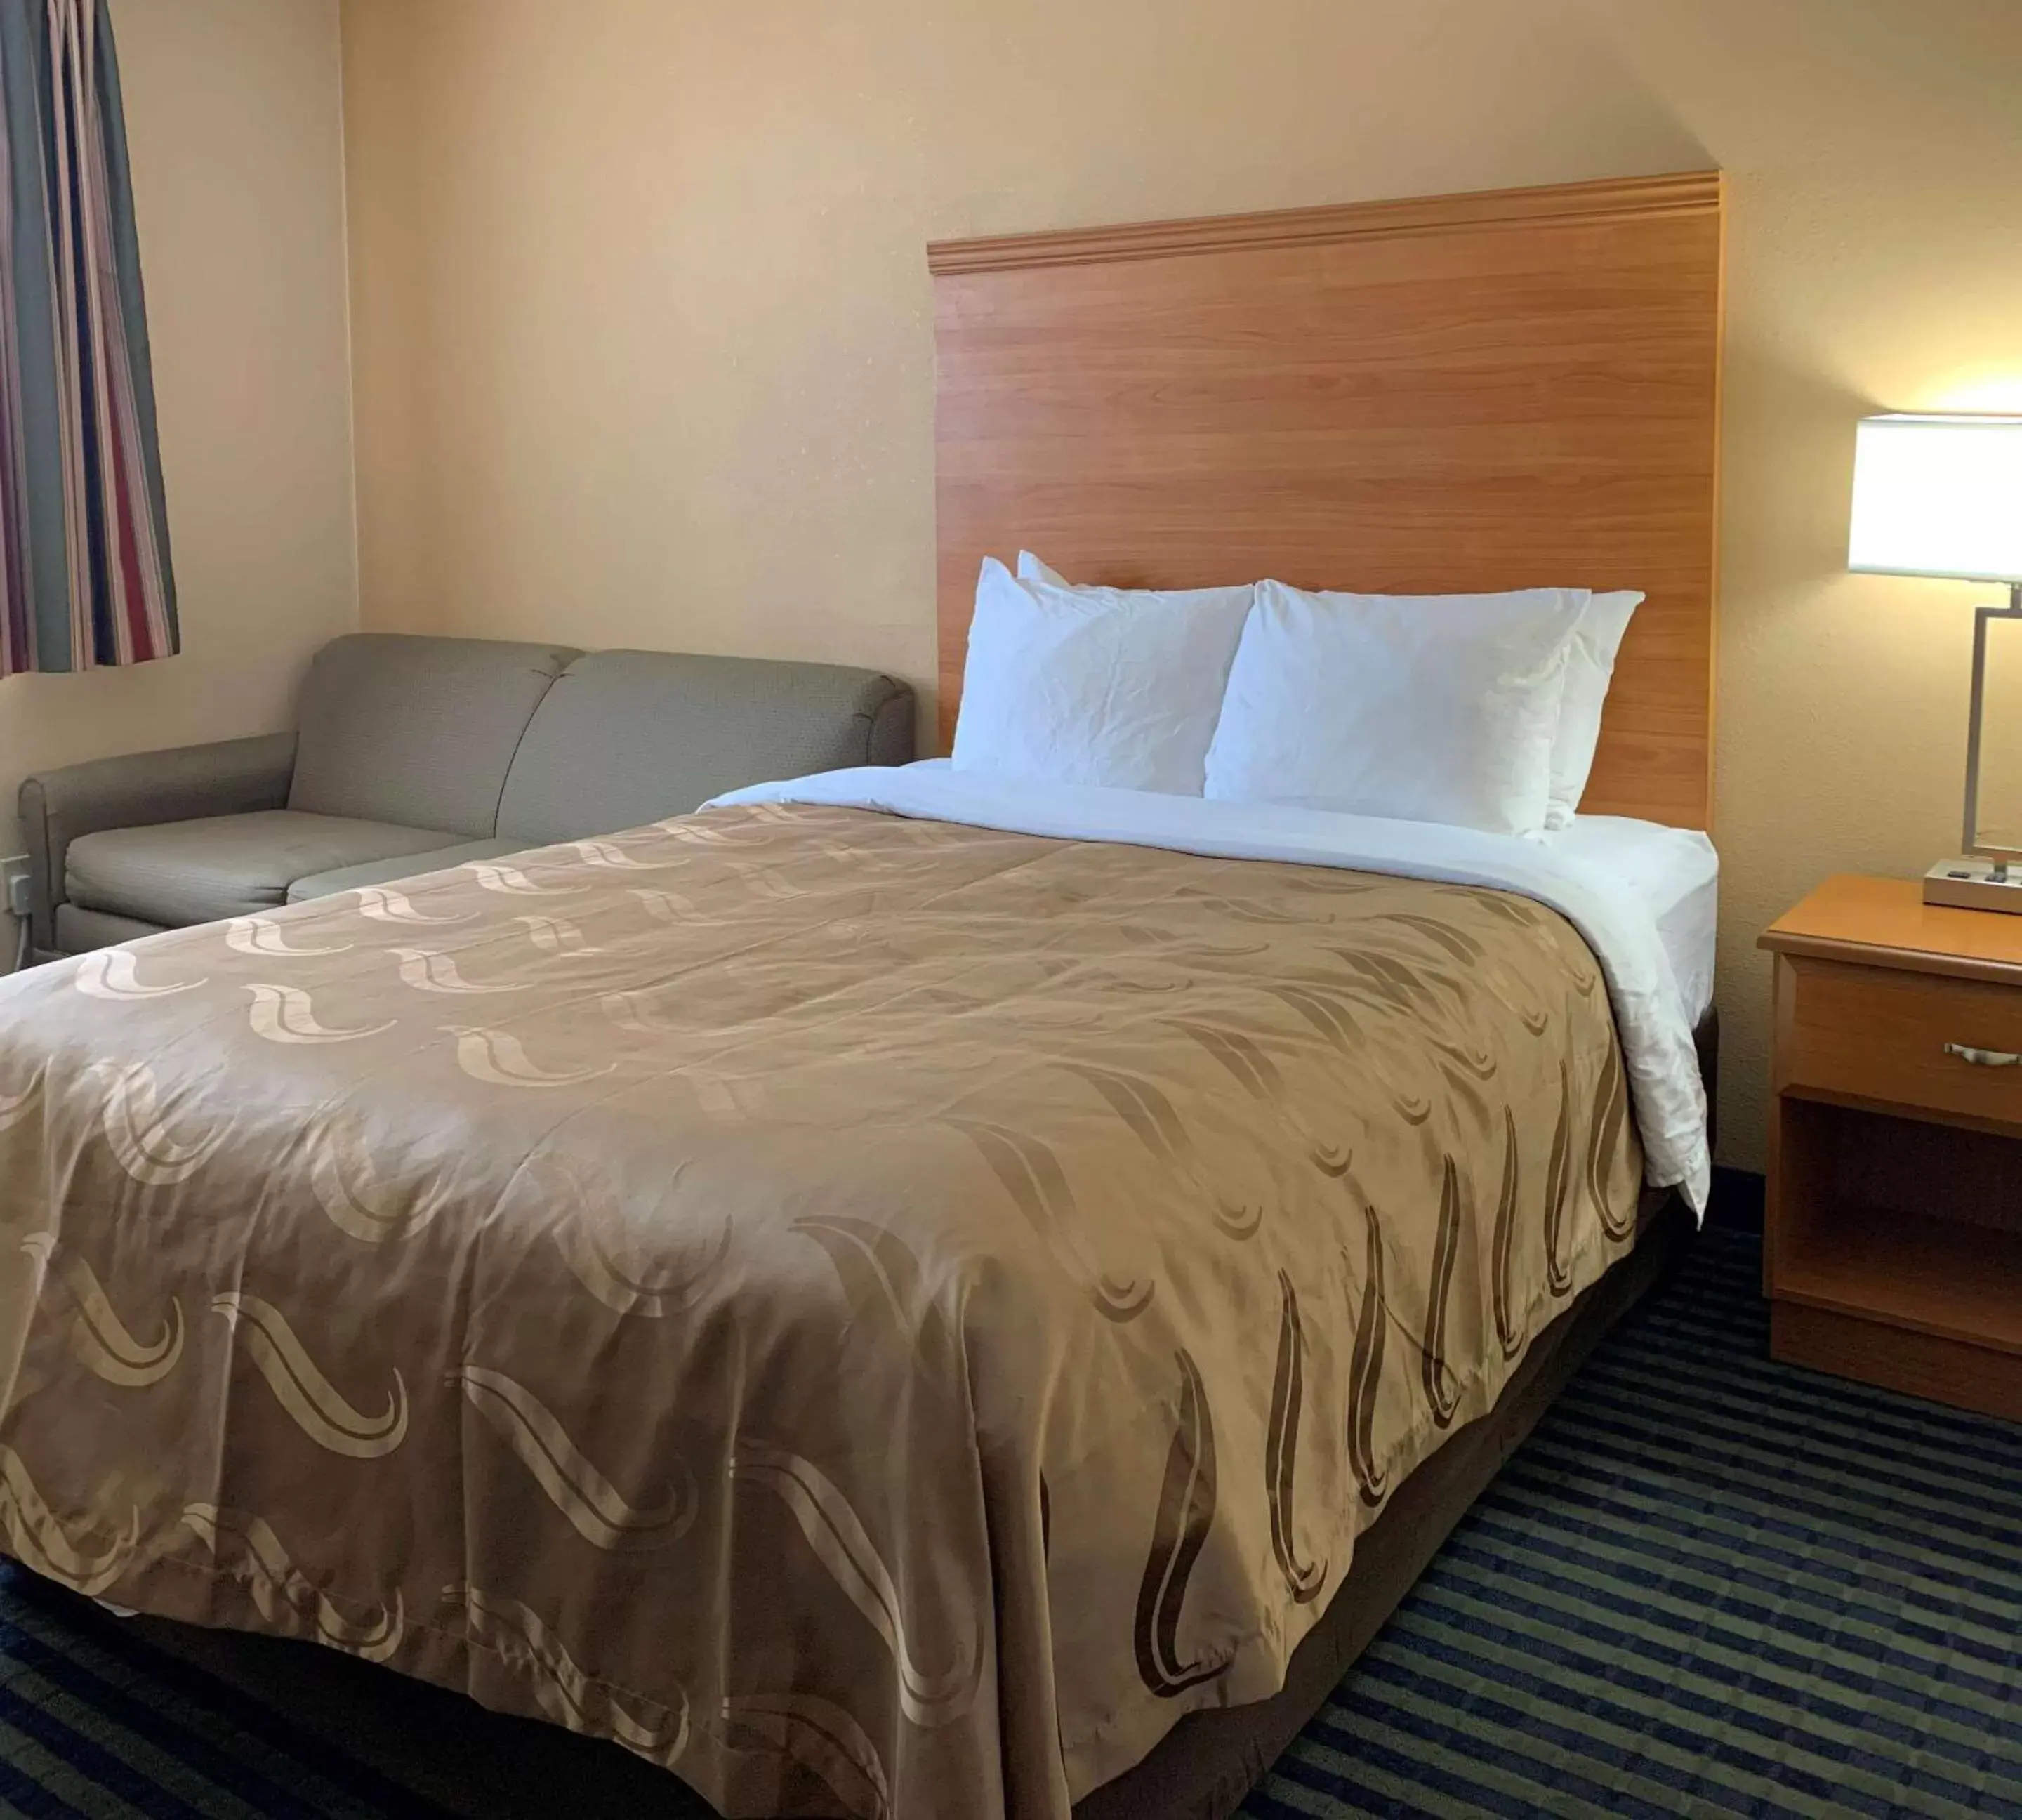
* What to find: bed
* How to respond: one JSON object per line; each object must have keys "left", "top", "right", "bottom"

{"left": 0, "top": 169, "right": 1724, "bottom": 1820}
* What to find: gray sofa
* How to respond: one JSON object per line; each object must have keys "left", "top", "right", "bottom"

{"left": 20, "top": 633, "right": 913, "bottom": 963}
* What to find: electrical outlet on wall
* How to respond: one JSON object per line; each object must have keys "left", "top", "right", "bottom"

{"left": 2, "top": 857, "right": 30, "bottom": 923}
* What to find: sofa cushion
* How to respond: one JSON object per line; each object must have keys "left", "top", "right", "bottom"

{"left": 286, "top": 838, "right": 527, "bottom": 904}
{"left": 495, "top": 650, "right": 913, "bottom": 845}
{"left": 67, "top": 812, "right": 460, "bottom": 928}
{"left": 289, "top": 634, "right": 581, "bottom": 838}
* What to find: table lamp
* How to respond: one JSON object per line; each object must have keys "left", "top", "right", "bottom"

{"left": 1849, "top": 412, "right": 2022, "bottom": 912}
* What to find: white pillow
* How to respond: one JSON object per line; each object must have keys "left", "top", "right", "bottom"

{"left": 1545, "top": 591, "right": 1644, "bottom": 830}
{"left": 951, "top": 558, "right": 1254, "bottom": 794}
{"left": 1025, "top": 553, "right": 1638, "bottom": 826}
{"left": 1016, "top": 551, "right": 1255, "bottom": 622}
{"left": 1203, "top": 579, "right": 1590, "bottom": 838}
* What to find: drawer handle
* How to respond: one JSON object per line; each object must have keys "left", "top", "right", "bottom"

{"left": 1944, "top": 1042, "right": 2022, "bottom": 1069}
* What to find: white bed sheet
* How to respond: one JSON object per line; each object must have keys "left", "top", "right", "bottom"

{"left": 1543, "top": 815, "right": 1719, "bottom": 1029}
{"left": 708, "top": 763, "right": 1712, "bottom": 1213}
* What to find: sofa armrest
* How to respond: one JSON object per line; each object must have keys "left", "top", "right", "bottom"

{"left": 18, "top": 732, "right": 298, "bottom": 953}
{"left": 865, "top": 680, "right": 917, "bottom": 768}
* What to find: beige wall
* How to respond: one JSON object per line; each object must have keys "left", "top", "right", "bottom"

{"left": 0, "top": 1, "right": 356, "bottom": 925}
{"left": 339, "top": 0, "right": 2022, "bottom": 1172}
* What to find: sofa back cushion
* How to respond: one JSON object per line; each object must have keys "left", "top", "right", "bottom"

{"left": 495, "top": 650, "right": 914, "bottom": 845}
{"left": 289, "top": 635, "right": 581, "bottom": 837}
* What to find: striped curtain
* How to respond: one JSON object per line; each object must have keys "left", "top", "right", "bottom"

{"left": 0, "top": 0, "right": 175, "bottom": 678}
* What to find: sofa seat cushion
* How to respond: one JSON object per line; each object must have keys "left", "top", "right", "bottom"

{"left": 54, "top": 904, "right": 168, "bottom": 958}
{"left": 286, "top": 838, "right": 527, "bottom": 904}
{"left": 66, "top": 812, "right": 461, "bottom": 928}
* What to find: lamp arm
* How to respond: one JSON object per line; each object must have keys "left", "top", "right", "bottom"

{"left": 1964, "top": 583, "right": 2022, "bottom": 866}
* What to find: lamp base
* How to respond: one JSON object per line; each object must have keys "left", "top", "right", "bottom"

{"left": 1924, "top": 857, "right": 2022, "bottom": 915}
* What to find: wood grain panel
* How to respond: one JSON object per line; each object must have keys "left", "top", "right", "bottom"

{"left": 1761, "top": 873, "right": 2022, "bottom": 987}
{"left": 932, "top": 171, "right": 1724, "bottom": 828}
{"left": 1771, "top": 1302, "right": 2022, "bottom": 1421}
{"left": 1778, "top": 956, "right": 2022, "bottom": 1133}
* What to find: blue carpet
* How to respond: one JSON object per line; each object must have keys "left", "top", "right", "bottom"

{"left": 0, "top": 1227, "right": 2016, "bottom": 1818}
{"left": 1241, "top": 1229, "right": 2022, "bottom": 1819}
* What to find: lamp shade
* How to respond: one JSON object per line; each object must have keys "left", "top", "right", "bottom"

{"left": 1849, "top": 414, "right": 2022, "bottom": 583}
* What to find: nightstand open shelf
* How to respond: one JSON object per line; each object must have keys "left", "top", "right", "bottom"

{"left": 1778, "top": 1171, "right": 2022, "bottom": 1371}
{"left": 1771, "top": 1095, "right": 2022, "bottom": 1352}
{"left": 1776, "top": 1204, "right": 2022, "bottom": 1354}
{"left": 1762, "top": 877, "right": 2022, "bottom": 1422}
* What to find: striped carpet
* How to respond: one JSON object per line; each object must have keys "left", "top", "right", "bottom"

{"left": 1241, "top": 1228, "right": 2022, "bottom": 1819}
{"left": 0, "top": 1227, "right": 2014, "bottom": 1819}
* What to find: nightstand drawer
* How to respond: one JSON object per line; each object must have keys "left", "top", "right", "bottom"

{"left": 1780, "top": 956, "right": 2022, "bottom": 1129}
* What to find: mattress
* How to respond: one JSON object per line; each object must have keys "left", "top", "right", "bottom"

{"left": 1543, "top": 815, "right": 1719, "bottom": 1027}
{"left": 0, "top": 792, "right": 1705, "bottom": 1820}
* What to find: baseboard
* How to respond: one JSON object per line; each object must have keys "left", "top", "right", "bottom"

{"left": 1705, "top": 1166, "right": 1765, "bottom": 1234}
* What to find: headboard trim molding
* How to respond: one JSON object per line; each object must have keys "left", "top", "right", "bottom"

{"left": 927, "top": 169, "right": 1722, "bottom": 276}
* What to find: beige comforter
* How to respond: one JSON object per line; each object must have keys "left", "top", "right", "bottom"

{"left": 0, "top": 803, "right": 1641, "bottom": 1819}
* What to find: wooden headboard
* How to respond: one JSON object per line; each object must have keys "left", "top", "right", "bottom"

{"left": 929, "top": 170, "right": 1724, "bottom": 829}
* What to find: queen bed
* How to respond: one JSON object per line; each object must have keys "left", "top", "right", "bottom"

{"left": 0, "top": 169, "right": 1724, "bottom": 1819}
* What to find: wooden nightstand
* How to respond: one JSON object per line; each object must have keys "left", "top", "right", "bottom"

{"left": 1760, "top": 876, "right": 2022, "bottom": 1422}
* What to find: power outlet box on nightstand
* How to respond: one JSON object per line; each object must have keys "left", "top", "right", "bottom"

{"left": 1924, "top": 857, "right": 2022, "bottom": 914}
